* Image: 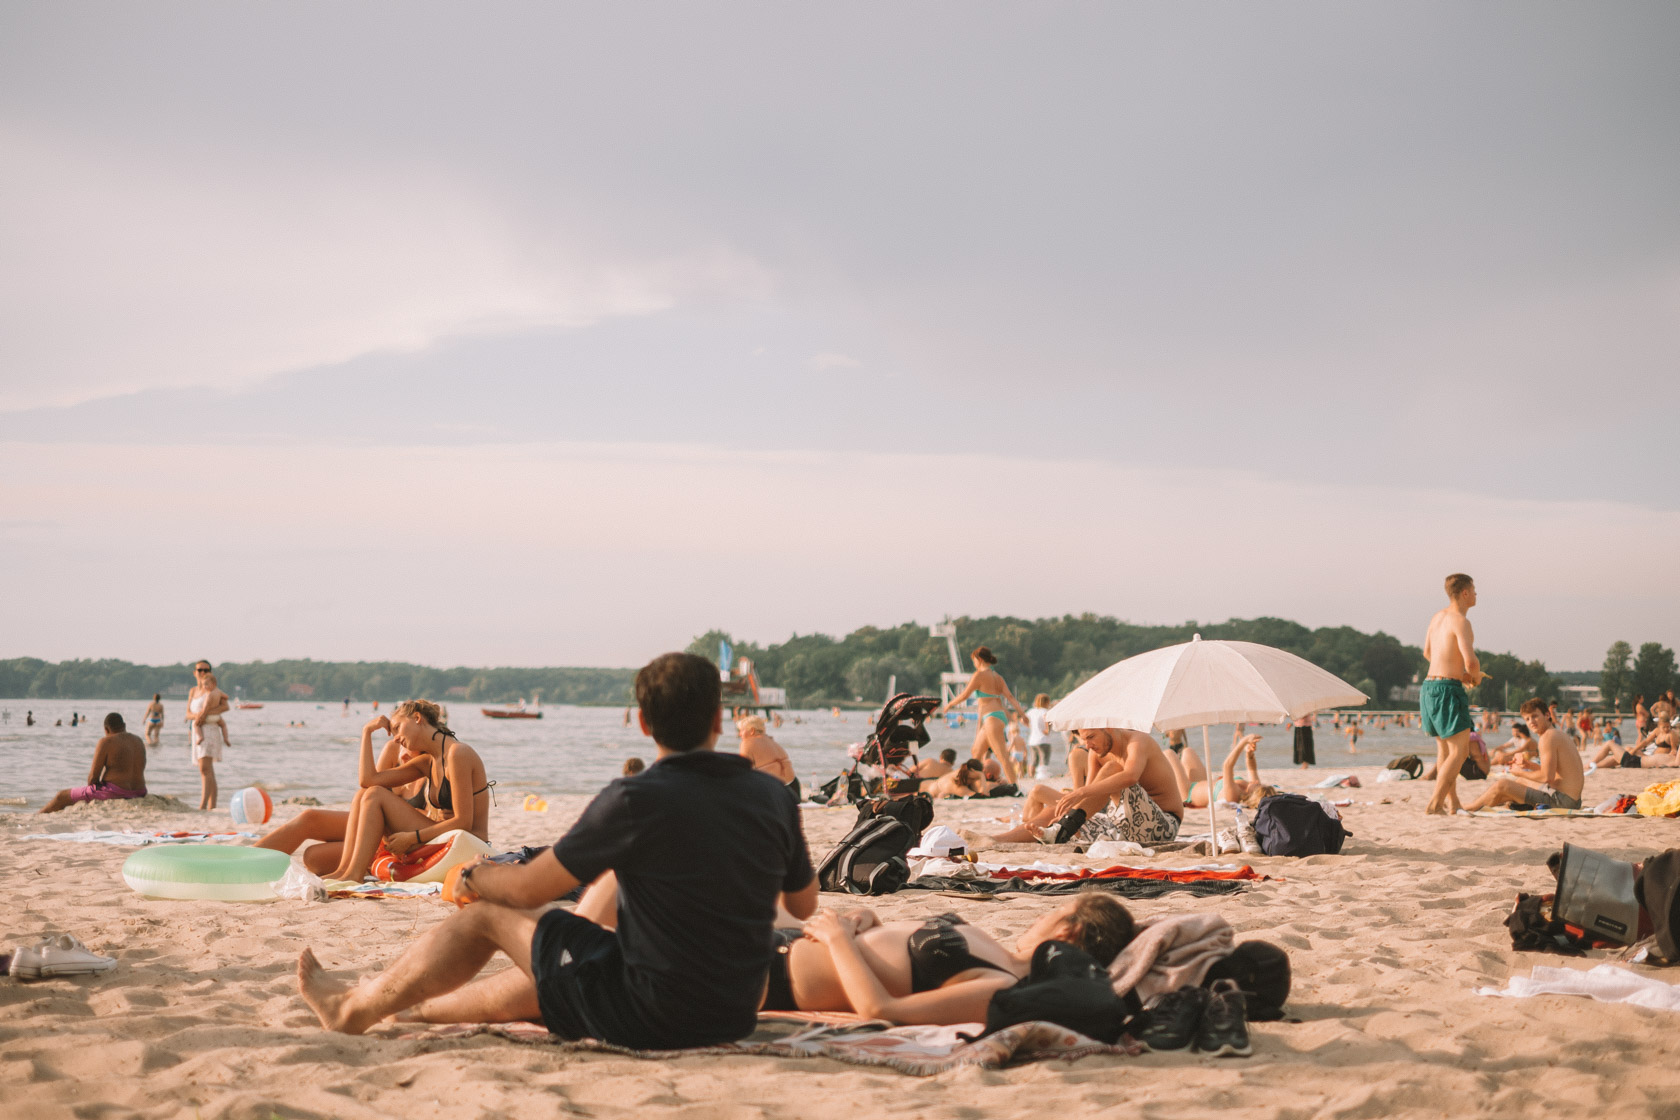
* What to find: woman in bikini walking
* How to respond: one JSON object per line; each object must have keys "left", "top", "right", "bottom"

{"left": 936, "top": 646, "right": 1026, "bottom": 786}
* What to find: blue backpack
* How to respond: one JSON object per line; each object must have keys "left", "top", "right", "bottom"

{"left": 1252, "top": 794, "right": 1349, "bottom": 857}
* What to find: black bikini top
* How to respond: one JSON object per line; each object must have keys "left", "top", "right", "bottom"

{"left": 428, "top": 740, "right": 493, "bottom": 814}
{"left": 907, "top": 913, "right": 1014, "bottom": 993}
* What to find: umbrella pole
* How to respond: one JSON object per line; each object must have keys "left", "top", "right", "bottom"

{"left": 1203, "top": 725, "right": 1216, "bottom": 849}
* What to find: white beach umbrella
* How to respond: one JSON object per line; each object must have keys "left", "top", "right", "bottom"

{"left": 1046, "top": 635, "right": 1368, "bottom": 846}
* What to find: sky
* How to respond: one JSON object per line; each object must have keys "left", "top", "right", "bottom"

{"left": 3, "top": 2, "right": 1678, "bottom": 672}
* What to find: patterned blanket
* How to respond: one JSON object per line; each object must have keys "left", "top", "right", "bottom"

{"left": 401, "top": 1012, "right": 1140, "bottom": 1075}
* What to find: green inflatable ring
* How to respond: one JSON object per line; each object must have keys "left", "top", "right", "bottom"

{"left": 122, "top": 845, "right": 291, "bottom": 901}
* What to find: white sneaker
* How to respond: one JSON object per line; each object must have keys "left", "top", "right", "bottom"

{"left": 8, "top": 934, "right": 117, "bottom": 980}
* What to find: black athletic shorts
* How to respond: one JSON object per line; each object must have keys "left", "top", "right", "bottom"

{"left": 530, "top": 909, "right": 660, "bottom": 1048}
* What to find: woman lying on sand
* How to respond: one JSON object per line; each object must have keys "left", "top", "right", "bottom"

{"left": 1174, "top": 734, "right": 1274, "bottom": 809}
{"left": 760, "top": 894, "right": 1133, "bottom": 1023}
{"left": 257, "top": 700, "right": 492, "bottom": 880}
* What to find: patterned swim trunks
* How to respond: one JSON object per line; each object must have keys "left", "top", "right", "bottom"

{"left": 1074, "top": 784, "right": 1182, "bottom": 845}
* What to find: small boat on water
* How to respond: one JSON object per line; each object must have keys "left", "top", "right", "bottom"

{"left": 482, "top": 697, "right": 542, "bottom": 719}
{"left": 236, "top": 702, "right": 264, "bottom": 710}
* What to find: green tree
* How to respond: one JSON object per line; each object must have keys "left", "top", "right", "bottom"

{"left": 1601, "top": 641, "right": 1634, "bottom": 711}
{"left": 1632, "top": 643, "right": 1679, "bottom": 707}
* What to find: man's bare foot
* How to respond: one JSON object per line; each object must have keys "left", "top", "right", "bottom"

{"left": 1423, "top": 800, "right": 1448, "bottom": 815}
{"left": 297, "top": 947, "right": 366, "bottom": 1034}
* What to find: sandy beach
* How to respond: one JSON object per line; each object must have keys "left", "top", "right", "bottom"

{"left": 4, "top": 766, "right": 1679, "bottom": 1120}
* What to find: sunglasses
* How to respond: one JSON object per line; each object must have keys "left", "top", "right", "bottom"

{"left": 195, "top": 667, "right": 211, "bottom": 674}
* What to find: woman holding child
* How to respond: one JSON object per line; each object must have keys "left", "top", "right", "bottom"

{"left": 257, "top": 699, "right": 492, "bottom": 881}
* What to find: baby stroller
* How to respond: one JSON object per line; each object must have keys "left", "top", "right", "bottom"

{"left": 816, "top": 693, "right": 940, "bottom": 804}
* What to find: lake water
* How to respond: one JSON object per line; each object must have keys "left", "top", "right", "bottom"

{"left": 0, "top": 698, "right": 1586, "bottom": 813}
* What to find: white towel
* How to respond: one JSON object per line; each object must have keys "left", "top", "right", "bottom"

{"left": 1477, "top": 963, "right": 1680, "bottom": 1013}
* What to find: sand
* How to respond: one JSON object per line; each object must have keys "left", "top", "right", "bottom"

{"left": 5, "top": 765, "right": 1680, "bottom": 1120}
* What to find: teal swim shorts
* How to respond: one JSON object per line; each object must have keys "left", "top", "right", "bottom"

{"left": 1420, "top": 678, "right": 1472, "bottom": 739}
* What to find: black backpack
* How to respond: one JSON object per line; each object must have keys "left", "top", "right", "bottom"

{"left": 1252, "top": 793, "right": 1349, "bottom": 857}
{"left": 980, "top": 940, "right": 1140, "bottom": 1043}
{"left": 856, "top": 793, "right": 935, "bottom": 835}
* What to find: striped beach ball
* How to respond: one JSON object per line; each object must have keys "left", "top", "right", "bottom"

{"left": 229, "top": 786, "right": 273, "bottom": 826}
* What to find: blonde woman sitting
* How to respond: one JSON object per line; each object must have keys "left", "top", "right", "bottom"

{"left": 325, "top": 700, "right": 493, "bottom": 883}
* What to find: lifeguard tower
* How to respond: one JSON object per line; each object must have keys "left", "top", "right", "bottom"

{"left": 931, "top": 619, "right": 971, "bottom": 711}
{"left": 716, "top": 640, "right": 787, "bottom": 716}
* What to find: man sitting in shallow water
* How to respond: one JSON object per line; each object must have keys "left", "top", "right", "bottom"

{"left": 39, "top": 713, "right": 148, "bottom": 813}
{"left": 1464, "top": 698, "right": 1584, "bottom": 812}
{"left": 296, "top": 652, "right": 817, "bottom": 1049}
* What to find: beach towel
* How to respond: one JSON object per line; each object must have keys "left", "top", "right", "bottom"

{"left": 1477, "top": 963, "right": 1680, "bottom": 1013}
{"left": 399, "top": 1012, "right": 1141, "bottom": 1074}
{"left": 321, "top": 879, "right": 442, "bottom": 900}
{"left": 20, "top": 830, "right": 259, "bottom": 846}
{"left": 1108, "top": 912, "right": 1235, "bottom": 1003}
{"left": 906, "top": 861, "right": 1260, "bottom": 898}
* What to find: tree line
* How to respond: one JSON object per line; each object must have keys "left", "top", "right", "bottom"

{"left": 8, "top": 622, "right": 1671, "bottom": 711}
{"left": 688, "top": 614, "right": 1589, "bottom": 710}
{"left": 0, "top": 658, "right": 634, "bottom": 706}
{"left": 1599, "top": 641, "right": 1680, "bottom": 710}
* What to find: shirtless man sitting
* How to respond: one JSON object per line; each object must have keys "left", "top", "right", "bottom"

{"left": 989, "top": 728, "right": 1184, "bottom": 846}
{"left": 737, "top": 715, "right": 801, "bottom": 800}
{"left": 916, "top": 749, "right": 958, "bottom": 780}
{"left": 40, "top": 713, "right": 148, "bottom": 812}
{"left": 1421, "top": 573, "right": 1488, "bottom": 815}
{"left": 1465, "top": 698, "right": 1585, "bottom": 811}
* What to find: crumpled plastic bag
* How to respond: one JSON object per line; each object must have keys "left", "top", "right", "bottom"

{"left": 273, "top": 861, "right": 327, "bottom": 903}
{"left": 1085, "top": 839, "right": 1155, "bottom": 860}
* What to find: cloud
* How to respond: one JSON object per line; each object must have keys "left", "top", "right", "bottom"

{"left": 3, "top": 440, "right": 1674, "bottom": 670}
{"left": 0, "top": 125, "right": 772, "bottom": 410}
{"left": 807, "top": 352, "right": 861, "bottom": 369}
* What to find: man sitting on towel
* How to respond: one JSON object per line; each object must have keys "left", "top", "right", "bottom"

{"left": 988, "top": 728, "right": 1184, "bottom": 846}
{"left": 38, "top": 713, "right": 147, "bottom": 813}
{"left": 297, "top": 652, "right": 817, "bottom": 1047}
{"left": 1464, "top": 698, "right": 1585, "bottom": 812}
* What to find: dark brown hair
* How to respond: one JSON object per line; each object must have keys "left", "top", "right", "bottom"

{"left": 104, "top": 712, "right": 125, "bottom": 733}
{"left": 1063, "top": 891, "right": 1136, "bottom": 966}
{"left": 635, "top": 652, "right": 722, "bottom": 752}
{"left": 1444, "top": 573, "right": 1474, "bottom": 598}
{"left": 1519, "top": 697, "right": 1549, "bottom": 719}
{"left": 622, "top": 757, "right": 646, "bottom": 776}
{"left": 971, "top": 646, "right": 997, "bottom": 666}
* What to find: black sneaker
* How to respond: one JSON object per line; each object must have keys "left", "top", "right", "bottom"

{"left": 1038, "top": 808, "right": 1087, "bottom": 845}
{"left": 1137, "top": 985, "right": 1210, "bottom": 1051}
{"left": 1195, "top": 979, "right": 1252, "bottom": 1057}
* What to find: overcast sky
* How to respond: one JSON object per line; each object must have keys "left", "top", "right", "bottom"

{"left": 3, "top": 2, "right": 1677, "bottom": 672}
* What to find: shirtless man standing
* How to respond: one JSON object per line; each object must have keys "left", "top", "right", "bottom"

{"left": 989, "top": 728, "right": 1183, "bottom": 846}
{"left": 1465, "top": 698, "right": 1584, "bottom": 811}
{"left": 1422, "top": 573, "right": 1486, "bottom": 815}
{"left": 736, "top": 715, "right": 800, "bottom": 801}
{"left": 39, "top": 713, "right": 149, "bottom": 812}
